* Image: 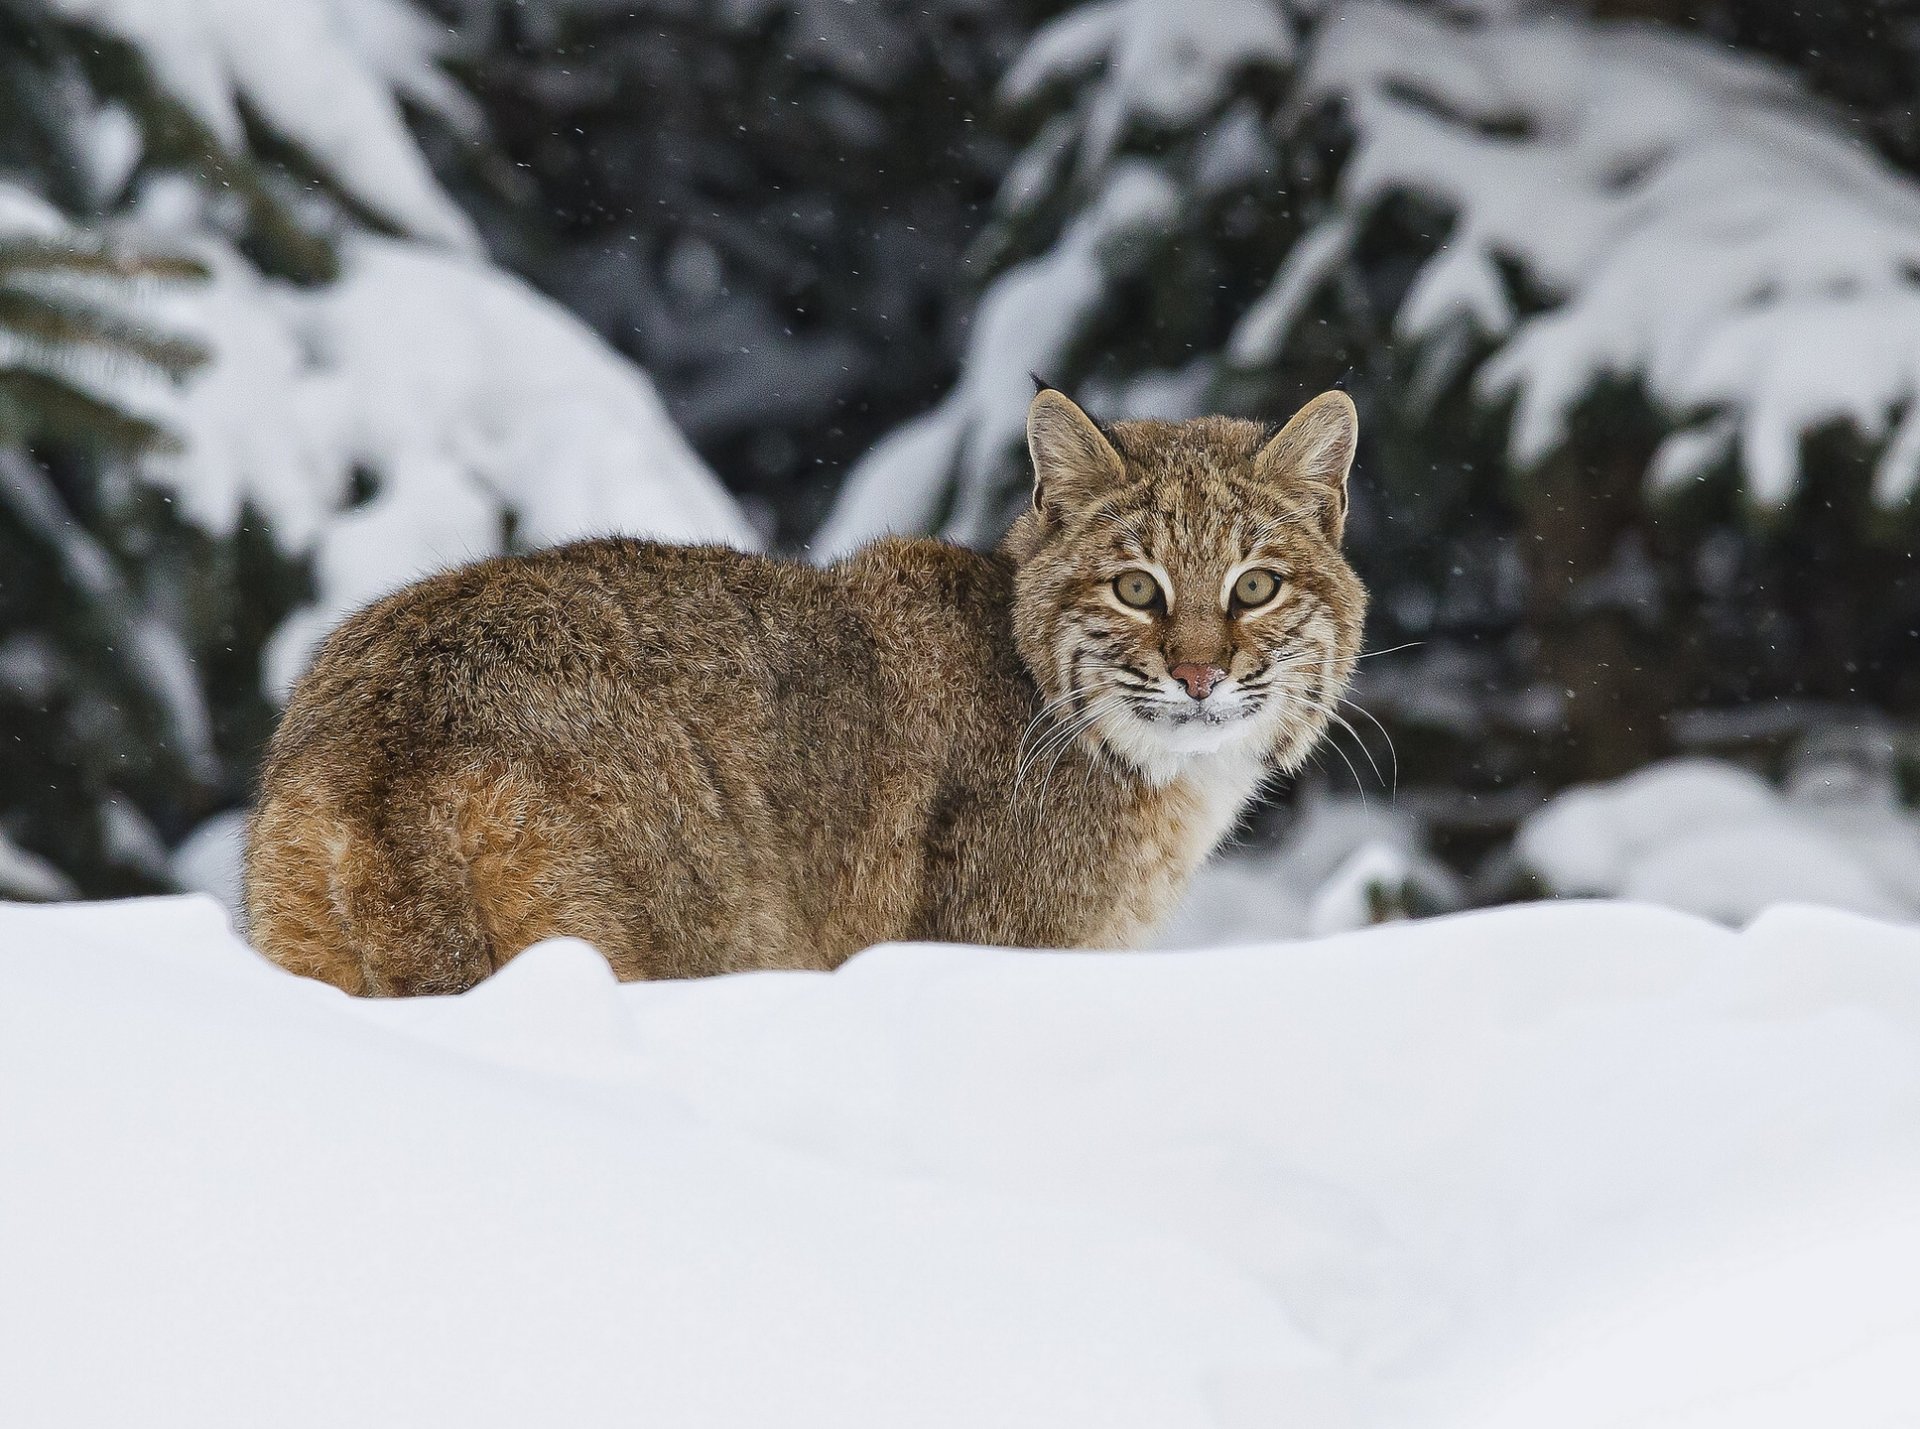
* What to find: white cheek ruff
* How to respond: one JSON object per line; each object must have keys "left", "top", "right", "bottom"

{"left": 1152, "top": 719, "right": 1250, "bottom": 755}
{"left": 1092, "top": 687, "right": 1271, "bottom": 784}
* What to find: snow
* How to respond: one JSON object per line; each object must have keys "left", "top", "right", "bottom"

{"left": 1239, "top": 1, "right": 1920, "bottom": 507}
{"left": 1004, "top": 0, "right": 1293, "bottom": 169}
{"left": 1518, "top": 757, "right": 1920, "bottom": 924}
{"left": 100, "top": 796, "right": 169, "bottom": 879}
{"left": 0, "top": 829, "right": 75, "bottom": 901}
{"left": 169, "top": 808, "right": 248, "bottom": 913}
{"left": 818, "top": 0, "right": 1300, "bottom": 551}
{"left": 0, "top": 183, "right": 201, "bottom": 435}
{"left": 50, "top": 0, "right": 479, "bottom": 249}
{"left": 117, "top": 219, "right": 756, "bottom": 695}
{"left": 0, "top": 181, "right": 69, "bottom": 239}
{"left": 833, "top": 0, "right": 1920, "bottom": 543}
{"left": 0, "top": 448, "right": 218, "bottom": 778}
{"left": 999, "top": 0, "right": 1129, "bottom": 104}
{"left": 1159, "top": 791, "right": 1462, "bottom": 947}
{"left": 814, "top": 163, "right": 1177, "bottom": 554}
{"left": 6, "top": 894, "right": 1920, "bottom": 1424}
{"left": 9, "top": 11, "right": 756, "bottom": 713}
{"left": 1229, "top": 211, "right": 1358, "bottom": 366}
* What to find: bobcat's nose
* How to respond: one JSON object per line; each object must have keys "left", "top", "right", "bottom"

{"left": 1169, "top": 663, "right": 1227, "bottom": 701}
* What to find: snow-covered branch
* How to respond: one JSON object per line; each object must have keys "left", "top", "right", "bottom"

{"left": 1242, "top": 2, "right": 1920, "bottom": 508}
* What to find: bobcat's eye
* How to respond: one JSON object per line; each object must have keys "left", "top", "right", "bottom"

{"left": 1232, "top": 568, "right": 1282, "bottom": 610}
{"left": 1112, "top": 570, "right": 1163, "bottom": 611}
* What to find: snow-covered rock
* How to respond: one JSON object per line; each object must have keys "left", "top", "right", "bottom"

{"left": 6, "top": 894, "right": 1920, "bottom": 1425}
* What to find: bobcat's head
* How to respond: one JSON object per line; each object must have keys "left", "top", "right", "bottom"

{"left": 1005, "top": 387, "right": 1367, "bottom": 785}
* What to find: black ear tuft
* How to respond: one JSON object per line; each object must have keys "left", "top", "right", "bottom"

{"left": 1030, "top": 372, "right": 1058, "bottom": 395}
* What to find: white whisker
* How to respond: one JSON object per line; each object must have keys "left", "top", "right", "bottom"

{"left": 1352, "top": 640, "right": 1426, "bottom": 662}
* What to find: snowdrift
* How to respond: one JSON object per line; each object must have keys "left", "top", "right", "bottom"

{"left": 4, "top": 896, "right": 1919, "bottom": 1425}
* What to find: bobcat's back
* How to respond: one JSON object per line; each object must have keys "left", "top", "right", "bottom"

{"left": 246, "top": 537, "right": 1028, "bottom": 992}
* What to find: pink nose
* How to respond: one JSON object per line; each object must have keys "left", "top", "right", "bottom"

{"left": 1169, "top": 663, "right": 1227, "bottom": 700}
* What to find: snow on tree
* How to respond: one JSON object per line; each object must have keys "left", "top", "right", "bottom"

{"left": 1251, "top": 2, "right": 1920, "bottom": 780}
{"left": 125, "top": 215, "right": 750, "bottom": 697}
{"left": 815, "top": 159, "right": 1185, "bottom": 554}
{"left": 0, "top": 184, "right": 207, "bottom": 454}
{"left": 46, "top": 0, "right": 483, "bottom": 250}
{"left": 825, "top": 0, "right": 1920, "bottom": 538}
{"left": 448, "top": 0, "right": 1032, "bottom": 542}
{"left": 0, "top": 189, "right": 211, "bottom": 789}
{"left": 817, "top": 0, "right": 1308, "bottom": 553}
{"left": 1236, "top": 1, "right": 1920, "bottom": 512}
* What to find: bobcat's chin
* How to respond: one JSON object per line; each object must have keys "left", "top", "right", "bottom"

{"left": 1144, "top": 709, "right": 1262, "bottom": 754}
{"left": 1091, "top": 695, "right": 1275, "bottom": 786}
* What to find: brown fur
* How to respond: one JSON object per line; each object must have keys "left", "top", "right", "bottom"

{"left": 246, "top": 391, "right": 1367, "bottom": 993}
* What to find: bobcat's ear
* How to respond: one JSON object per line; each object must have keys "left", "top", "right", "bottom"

{"left": 1027, "top": 388, "right": 1125, "bottom": 521}
{"left": 1254, "top": 390, "right": 1357, "bottom": 543}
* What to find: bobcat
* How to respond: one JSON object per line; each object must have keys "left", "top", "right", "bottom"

{"left": 245, "top": 387, "right": 1367, "bottom": 994}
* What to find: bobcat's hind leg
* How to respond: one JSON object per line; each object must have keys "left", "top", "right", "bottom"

{"left": 245, "top": 780, "right": 494, "bottom": 995}
{"left": 247, "top": 765, "right": 632, "bottom": 996}
{"left": 244, "top": 787, "right": 379, "bottom": 994}
{"left": 426, "top": 763, "right": 637, "bottom": 983}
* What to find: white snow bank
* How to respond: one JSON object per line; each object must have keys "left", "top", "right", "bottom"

{"left": 6, "top": 895, "right": 1920, "bottom": 1425}
{"left": 1519, "top": 757, "right": 1920, "bottom": 924}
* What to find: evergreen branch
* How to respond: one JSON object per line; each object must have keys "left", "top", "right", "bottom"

{"left": 0, "top": 445, "right": 217, "bottom": 782}
{"left": 0, "top": 285, "right": 209, "bottom": 378}
{"left": 0, "top": 370, "right": 176, "bottom": 456}
{"left": 0, "top": 237, "right": 209, "bottom": 285}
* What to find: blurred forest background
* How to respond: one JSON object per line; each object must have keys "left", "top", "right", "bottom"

{"left": 4, "top": 0, "right": 1920, "bottom": 928}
